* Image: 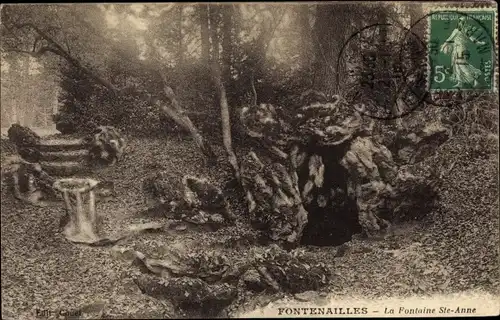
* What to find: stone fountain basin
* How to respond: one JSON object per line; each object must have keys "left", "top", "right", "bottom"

{"left": 53, "top": 178, "right": 99, "bottom": 193}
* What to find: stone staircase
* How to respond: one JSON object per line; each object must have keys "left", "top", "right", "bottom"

{"left": 38, "top": 137, "right": 90, "bottom": 177}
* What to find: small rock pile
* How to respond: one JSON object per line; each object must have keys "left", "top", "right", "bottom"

{"left": 142, "top": 174, "right": 235, "bottom": 230}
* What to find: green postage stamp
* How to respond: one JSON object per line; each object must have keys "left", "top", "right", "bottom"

{"left": 428, "top": 7, "right": 497, "bottom": 91}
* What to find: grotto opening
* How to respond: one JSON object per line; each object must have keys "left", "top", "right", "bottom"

{"left": 238, "top": 94, "right": 446, "bottom": 248}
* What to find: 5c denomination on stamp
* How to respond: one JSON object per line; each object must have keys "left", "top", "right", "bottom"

{"left": 428, "top": 8, "right": 497, "bottom": 91}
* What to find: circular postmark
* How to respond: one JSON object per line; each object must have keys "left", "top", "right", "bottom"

{"left": 336, "top": 23, "right": 429, "bottom": 120}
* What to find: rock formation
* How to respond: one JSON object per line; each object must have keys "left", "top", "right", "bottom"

{"left": 87, "top": 126, "right": 126, "bottom": 166}
{"left": 7, "top": 124, "right": 42, "bottom": 163}
{"left": 238, "top": 94, "right": 450, "bottom": 245}
{"left": 130, "top": 245, "right": 330, "bottom": 317}
{"left": 142, "top": 173, "right": 233, "bottom": 229}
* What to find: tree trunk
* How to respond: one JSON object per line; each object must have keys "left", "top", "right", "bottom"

{"left": 378, "top": 10, "right": 402, "bottom": 129}
{"left": 221, "top": 5, "right": 233, "bottom": 82}
{"left": 199, "top": 4, "right": 210, "bottom": 65}
{"left": 297, "top": 4, "right": 312, "bottom": 67}
{"left": 158, "top": 84, "right": 216, "bottom": 162}
{"left": 211, "top": 64, "right": 240, "bottom": 182}
{"left": 209, "top": 5, "right": 221, "bottom": 64}
{"left": 409, "top": 3, "right": 424, "bottom": 35}
{"left": 177, "top": 4, "right": 184, "bottom": 66}
{"left": 312, "top": 5, "right": 334, "bottom": 95}
{"left": 147, "top": 60, "right": 215, "bottom": 162}
{"left": 20, "top": 56, "right": 30, "bottom": 126}
{"left": 209, "top": 6, "right": 239, "bottom": 178}
{"left": 312, "top": 4, "right": 350, "bottom": 95}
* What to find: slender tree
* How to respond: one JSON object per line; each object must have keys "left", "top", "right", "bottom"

{"left": 296, "top": 4, "right": 312, "bottom": 67}
{"left": 221, "top": 4, "right": 233, "bottom": 82}
{"left": 177, "top": 4, "right": 184, "bottom": 66}
{"left": 199, "top": 4, "right": 210, "bottom": 65}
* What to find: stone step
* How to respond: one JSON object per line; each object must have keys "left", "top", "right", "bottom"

{"left": 41, "top": 161, "right": 88, "bottom": 177}
{"left": 40, "top": 150, "right": 89, "bottom": 162}
{"left": 38, "top": 138, "right": 86, "bottom": 152}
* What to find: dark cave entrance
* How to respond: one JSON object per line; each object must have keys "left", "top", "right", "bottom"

{"left": 299, "top": 142, "right": 362, "bottom": 247}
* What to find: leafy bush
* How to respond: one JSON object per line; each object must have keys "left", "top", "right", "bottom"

{"left": 0, "top": 137, "right": 18, "bottom": 165}
{"left": 7, "top": 124, "right": 42, "bottom": 162}
{"left": 7, "top": 123, "right": 41, "bottom": 147}
{"left": 55, "top": 60, "right": 223, "bottom": 139}
{"left": 55, "top": 64, "right": 110, "bottom": 134}
{"left": 54, "top": 54, "right": 326, "bottom": 145}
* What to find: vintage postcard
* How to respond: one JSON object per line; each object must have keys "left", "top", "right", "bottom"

{"left": 1, "top": 1, "right": 498, "bottom": 319}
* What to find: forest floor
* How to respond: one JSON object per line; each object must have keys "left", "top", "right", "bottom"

{"left": 1, "top": 134, "right": 499, "bottom": 319}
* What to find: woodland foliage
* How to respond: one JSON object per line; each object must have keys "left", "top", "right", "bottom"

{"left": 1, "top": 3, "right": 496, "bottom": 142}
{"left": 1, "top": 3, "right": 497, "bottom": 245}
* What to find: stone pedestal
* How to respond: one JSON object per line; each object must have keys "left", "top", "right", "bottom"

{"left": 53, "top": 178, "right": 100, "bottom": 244}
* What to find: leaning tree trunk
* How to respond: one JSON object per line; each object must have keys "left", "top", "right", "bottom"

{"left": 211, "top": 64, "right": 241, "bottom": 182}
{"left": 159, "top": 85, "right": 217, "bottom": 162}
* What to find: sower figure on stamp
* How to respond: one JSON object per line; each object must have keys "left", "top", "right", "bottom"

{"left": 440, "top": 16, "right": 486, "bottom": 88}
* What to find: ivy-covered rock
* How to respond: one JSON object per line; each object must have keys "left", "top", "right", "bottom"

{"left": 142, "top": 173, "right": 233, "bottom": 228}
{"left": 183, "top": 175, "right": 233, "bottom": 221}
{"left": 240, "top": 151, "right": 307, "bottom": 244}
{"left": 7, "top": 124, "right": 42, "bottom": 163}
{"left": 87, "top": 126, "right": 126, "bottom": 165}
{"left": 165, "top": 277, "right": 236, "bottom": 315}
{"left": 250, "top": 245, "right": 331, "bottom": 293}
{"left": 142, "top": 171, "right": 184, "bottom": 206}
{"left": 295, "top": 97, "right": 373, "bottom": 146}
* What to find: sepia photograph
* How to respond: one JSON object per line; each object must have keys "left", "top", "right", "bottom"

{"left": 0, "top": 1, "right": 498, "bottom": 319}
